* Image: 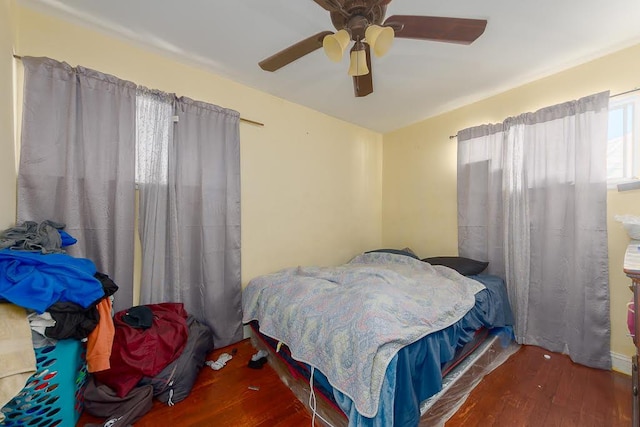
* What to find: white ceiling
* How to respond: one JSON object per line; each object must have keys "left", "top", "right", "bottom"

{"left": 18, "top": 0, "right": 640, "bottom": 133}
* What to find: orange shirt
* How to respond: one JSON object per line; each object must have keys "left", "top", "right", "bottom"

{"left": 86, "top": 297, "right": 115, "bottom": 373}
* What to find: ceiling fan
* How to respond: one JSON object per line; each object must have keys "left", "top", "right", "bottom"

{"left": 259, "top": 0, "right": 487, "bottom": 97}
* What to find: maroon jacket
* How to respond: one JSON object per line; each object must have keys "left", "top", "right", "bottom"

{"left": 94, "top": 302, "right": 189, "bottom": 397}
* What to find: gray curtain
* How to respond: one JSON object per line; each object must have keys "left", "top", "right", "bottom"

{"left": 457, "top": 92, "right": 611, "bottom": 369}
{"left": 137, "top": 94, "right": 242, "bottom": 348}
{"left": 18, "top": 57, "right": 137, "bottom": 313}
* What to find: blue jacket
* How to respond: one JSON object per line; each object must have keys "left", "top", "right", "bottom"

{"left": 0, "top": 249, "right": 106, "bottom": 313}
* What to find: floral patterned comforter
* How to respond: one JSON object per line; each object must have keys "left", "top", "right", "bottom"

{"left": 242, "top": 252, "right": 485, "bottom": 418}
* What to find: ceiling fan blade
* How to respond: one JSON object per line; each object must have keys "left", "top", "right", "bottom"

{"left": 259, "top": 31, "right": 333, "bottom": 72}
{"left": 383, "top": 15, "right": 487, "bottom": 45}
{"left": 353, "top": 44, "right": 373, "bottom": 97}
{"left": 313, "top": 0, "right": 341, "bottom": 11}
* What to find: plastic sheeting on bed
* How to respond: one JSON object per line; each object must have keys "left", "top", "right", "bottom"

{"left": 419, "top": 330, "right": 519, "bottom": 426}
{"left": 250, "top": 327, "right": 519, "bottom": 427}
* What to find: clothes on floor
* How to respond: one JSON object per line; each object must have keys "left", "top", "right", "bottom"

{"left": 83, "top": 377, "right": 154, "bottom": 427}
{"left": 94, "top": 303, "right": 189, "bottom": 398}
{"left": 138, "top": 315, "right": 215, "bottom": 406}
{"left": 121, "top": 305, "right": 153, "bottom": 330}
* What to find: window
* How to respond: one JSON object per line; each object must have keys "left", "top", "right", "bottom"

{"left": 135, "top": 91, "right": 173, "bottom": 185}
{"left": 607, "top": 92, "right": 640, "bottom": 188}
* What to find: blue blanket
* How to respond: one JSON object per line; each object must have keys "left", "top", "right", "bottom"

{"left": 0, "top": 249, "right": 105, "bottom": 313}
{"left": 332, "top": 273, "right": 513, "bottom": 426}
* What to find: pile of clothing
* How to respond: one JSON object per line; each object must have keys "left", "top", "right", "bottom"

{"left": 0, "top": 220, "right": 118, "bottom": 421}
{"left": 86, "top": 303, "right": 215, "bottom": 426}
{"left": 0, "top": 221, "right": 215, "bottom": 427}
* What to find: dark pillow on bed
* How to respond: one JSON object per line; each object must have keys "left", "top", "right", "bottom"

{"left": 421, "top": 256, "right": 489, "bottom": 276}
{"left": 365, "top": 248, "right": 420, "bottom": 259}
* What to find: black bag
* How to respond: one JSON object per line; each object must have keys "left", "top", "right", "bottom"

{"left": 138, "top": 315, "right": 215, "bottom": 405}
{"left": 83, "top": 378, "right": 154, "bottom": 427}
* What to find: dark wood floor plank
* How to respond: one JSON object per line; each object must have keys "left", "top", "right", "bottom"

{"left": 542, "top": 404, "right": 568, "bottom": 427}
{"left": 533, "top": 350, "right": 568, "bottom": 426}
{"left": 77, "top": 340, "right": 631, "bottom": 427}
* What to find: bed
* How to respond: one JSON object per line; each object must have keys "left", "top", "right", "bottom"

{"left": 242, "top": 251, "right": 518, "bottom": 426}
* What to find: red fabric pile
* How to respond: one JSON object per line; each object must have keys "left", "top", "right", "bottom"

{"left": 94, "top": 302, "right": 189, "bottom": 397}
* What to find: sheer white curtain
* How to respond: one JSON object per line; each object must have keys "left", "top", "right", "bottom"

{"left": 136, "top": 89, "right": 178, "bottom": 304}
{"left": 136, "top": 94, "right": 243, "bottom": 348}
{"left": 18, "top": 57, "right": 137, "bottom": 313}
{"left": 458, "top": 92, "right": 611, "bottom": 368}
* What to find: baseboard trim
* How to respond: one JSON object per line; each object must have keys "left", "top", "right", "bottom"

{"left": 611, "top": 351, "right": 632, "bottom": 375}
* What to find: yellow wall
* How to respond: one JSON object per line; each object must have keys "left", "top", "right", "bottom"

{"left": 12, "top": 6, "right": 383, "bottom": 288}
{"left": 382, "top": 43, "right": 640, "bottom": 359}
{"left": 0, "top": 0, "right": 17, "bottom": 229}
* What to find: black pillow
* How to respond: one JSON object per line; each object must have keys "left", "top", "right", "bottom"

{"left": 422, "top": 256, "right": 489, "bottom": 276}
{"left": 365, "top": 248, "right": 420, "bottom": 260}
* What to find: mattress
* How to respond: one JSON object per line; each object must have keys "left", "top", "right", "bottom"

{"left": 249, "top": 325, "right": 518, "bottom": 427}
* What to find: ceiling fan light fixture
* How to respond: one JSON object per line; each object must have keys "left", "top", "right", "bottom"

{"left": 348, "top": 47, "right": 369, "bottom": 77}
{"left": 258, "top": 1, "right": 489, "bottom": 97}
{"left": 365, "top": 24, "right": 394, "bottom": 58}
{"left": 322, "top": 29, "right": 351, "bottom": 62}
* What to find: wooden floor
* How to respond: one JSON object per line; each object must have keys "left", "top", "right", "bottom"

{"left": 446, "top": 345, "right": 631, "bottom": 427}
{"left": 77, "top": 339, "right": 632, "bottom": 427}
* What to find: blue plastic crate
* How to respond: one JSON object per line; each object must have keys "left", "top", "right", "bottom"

{"left": 1, "top": 339, "right": 88, "bottom": 427}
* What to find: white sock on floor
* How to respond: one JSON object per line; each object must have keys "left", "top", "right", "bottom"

{"left": 251, "top": 350, "right": 268, "bottom": 361}
{"left": 206, "top": 352, "right": 233, "bottom": 370}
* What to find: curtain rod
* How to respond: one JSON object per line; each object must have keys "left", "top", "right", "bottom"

{"left": 13, "top": 54, "right": 264, "bottom": 127}
{"left": 448, "top": 87, "right": 640, "bottom": 140}
{"left": 610, "top": 87, "right": 640, "bottom": 98}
